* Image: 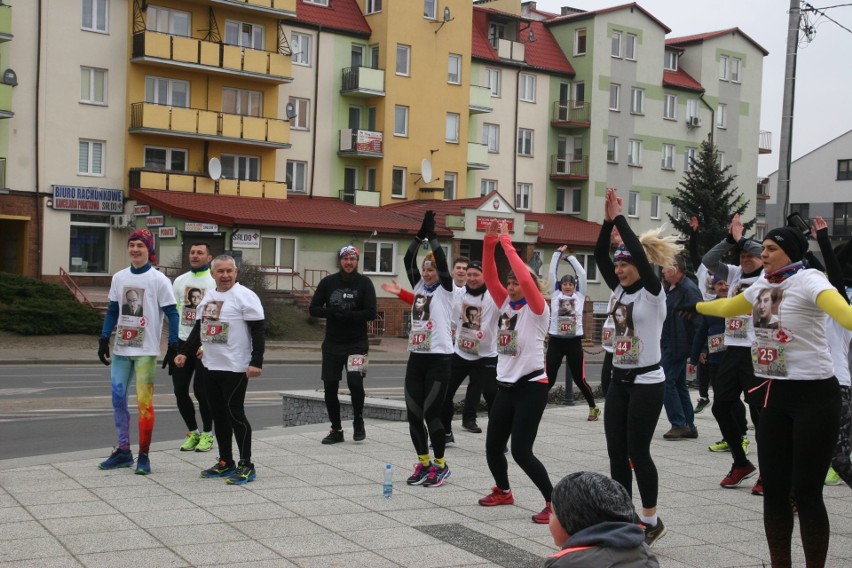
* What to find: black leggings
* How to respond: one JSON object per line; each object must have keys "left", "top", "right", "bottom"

{"left": 706, "top": 362, "right": 748, "bottom": 434}
{"left": 758, "top": 377, "right": 840, "bottom": 568}
{"left": 711, "top": 347, "right": 761, "bottom": 467}
{"left": 601, "top": 352, "right": 613, "bottom": 396}
{"left": 485, "top": 379, "right": 552, "bottom": 501}
{"left": 321, "top": 350, "right": 367, "bottom": 430}
{"left": 441, "top": 354, "right": 497, "bottom": 431}
{"left": 697, "top": 361, "right": 710, "bottom": 399}
{"left": 206, "top": 370, "right": 252, "bottom": 464}
{"left": 171, "top": 344, "right": 212, "bottom": 432}
{"left": 405, "top": 353, "right": 450, "bottom": 459}
{"left": 546, "top": 336, "right": 595, "bottom": 407}
{"left": 604, "top": 378, "right": 665, "bottom": 509}
{"left": 832, "top": 385, "right": 852, "bottom": 487}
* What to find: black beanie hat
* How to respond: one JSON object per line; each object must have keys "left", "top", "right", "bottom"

{"left": 467, "top": 260, "right": 483, "bottom": 273}
{"left": 551, "top": 471, "right": 636, "bottom": 535}
{"left": 764, "top": 227, "right": 808, "bottom": 263}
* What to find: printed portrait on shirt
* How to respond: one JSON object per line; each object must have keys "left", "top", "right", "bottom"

{"left": 412, "top": 294, "right": 432, "bottom": 321}
{"left": 184, "top": 287, "right": 204, "bottom": 309}
{"left": 202, "top": 301, "right": 223, "bottom": 321}
{"left": 732, "top": 280, "right": 753, "bottom": 296}
{"left": 703, "top": 273, "right": 716, "bottom": 297}
{"left": 753, "top": 288, "right": 782, "bottom": 332}
{"left": 558, "top": 297, "right": 576, "bottom": 317}
{"left": 121, "top": 287, "right": 145, "bottom": 317}
{"left": 498, "top": 312, "right": 518, "bottom": 331}
{"left": 612, "top": 302, "right": 634, "bottom": 337}
{"left": 462, "top": 304, "right": 481, "bottom": 330}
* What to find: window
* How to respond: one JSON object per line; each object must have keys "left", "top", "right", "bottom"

{"left": 70, "top": 214, "right": 110, "bottom": 274}
{"left": 443, "top": 172, "right": 457, "bottom": 200}
{"left": 396, "top": 44, "right": 411, "bottom": 76}
{"left": 82, "top": 0, "right": 108, "bottom": 33}
{"left": 651, "top": 194, "right": 662, "bottom": 219}
{"left": 630, "top": 87, "right": 644, "bottom": 114}
{"left": 664, "top": 50, "right": 678, "bottom": 71}
{"left": 221, "top": 154, "right": 259, "bottom": 181}
{"left": 424, "top": 0, "right": 437, "bottom": 19}
{"left": 717, "top": 151, "right": 725, "bottom": 169}
{"left": 661, "top": 144, "right": 675, "bottom": 170}
{"left": 518, "top": 128, "right": 534, "bottom": 156}
{"left": 519, "top": 73, "right": 536, "bottom": 102}
{"left": 445, "top": 113, "right": 460, "bottom": 143}
{"left": 574, "top": 82, "right": 585, "bottom": 108}
{"left": 719, "top": 55, "right": 729, "bottom": 80}
{"left": 515, "top": 183, "right": 532, "bottom": 210}
{"left": 625, "top": 33, "right": 637, "bottom": 60}
{"left": 684, "top": 147, "right": 697, "bottom": 171}
{"left": 148, "top": 6, "right": 190, "bottom": 36}
{"left": 223, "top": 87, "right": 262, "bottom": 117}
{"left": 286, "top": 160, "right": 307, "bottom": 193}
{"left": 483, "top": 123, "right": 499, "bottom": 153}
{"left": 838, "top": 160, "right": 852, "bottom": 180}
{"left": 144, "top": 146, "right": 186, "bottom": 171}
{"left": 731, "top": 58, "right": 741, "bottom": 82}
{"left": 224, "top": 20, "right": 263, "bottom": 50}
{"left": 686, "top": 98, "right": 699, "bottom": 119}
{"left": 79, "top": 140, "right": 104, "bottom": 176}
{"left": 611, "top": 31, "right": 622, "bottom": 57}
{"left": 574, "top": 28, "right": 586, "bottom": 55}
{"left": 575, "top": 253, "right": 598, "bottom": 282}
{"left": 260, "top": 237, "right": 296, "bottom": 271}
{"left": 664, "top": 94, "right": 677, "bottom": 119}
{"left": 717, "top": 103, "right": 727, "bottom": 128}
{"left": 448, "top": 54, "right": 461, "bottom": 84}
{"left": 486, "top": 68, "right": 500, "bottom": 96}
{"left": 394, "top": 105, "right": 408, "bottom": 136}
{"left": 607, "top": 136, "right": 618, "bottom": 162}
{"left": 363, "top": 242, "right": 394, "bottom": 274}
{"left": 628, "top": 139, "right": 642, "bottom": 166}
{"left": 145, "top": 76, "right": 189, "bottom": 107}
{"left": 556, "top": 187, "right": 581, "bottom": 214}
{"left": 609, "top": 83, "right": 620, "bottom": 111}
{"left": 304, "top": 0, "right": 329, "bottom": 4}
{"left": 288, "top": 97, "right": 310, "bottom": 130}
{"left": 392, "top": 167, "right": 406, "bottom": 197}
{"left": 366, "top": 0, "right": 382, "bottom": 13}
{"left": 481, "top": 179, "right": 497, "bottom": 196}
{"left": 351, "top": 44, "right": 365, "bottom": 67}
{"left": 81, "top": 67, "right": 107, "bottom": 105}
{"left": 628, "top": 191, "right": 639, "bottom": 217}
{"left": 291, "top": 33, "right": 312, "bottom": 66}
{"left": 365, "top": 168, "right": 377, "bottom": 192}
{"left": 369, "top": 44, "right": 380, "bottom": 69}
{"left": 489, "top": 23, "right": 505, "bottom": 49}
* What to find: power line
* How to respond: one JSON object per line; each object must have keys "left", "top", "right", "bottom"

{"left": 802, "top": 1, "right": 852, "bottom": 34}
{"left": 808, "top": 3, "right": 852, "bottom": 8}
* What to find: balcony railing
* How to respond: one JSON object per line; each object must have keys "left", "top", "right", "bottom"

{"left": 129, "top": 102, "right": 290, "bottom": 148}
{"left": 467, "top": 142, "right": 489, "bottom": 170}
{"left": 340, "top": 66, "right": 385, "bottom": 97}
{"left": 550, "top": 154, "right": 589, "bottom": 179}
{"left": 129, "top": 168, "right": 286, "bottom": 199}
{"left": 551, "top": 101, "right": 591, "bottom": 126}
{"left": 469, "top": 84, "right": 492, "bottom": 114}
{"left": 337, "top": 188, "right": 380, "bottom": 206}
{"left": 132, "top": 31, "right": 292, "bottom": 83}
{"left": 759, "top": 130, "right": 772, "bottom": 154}
{"left": 338, "top": 129, "right": 383, "bottom": 157}
{"left": 210, "top": 0, "right": 296, "bottom": 17}
{"left": 496, "top": 38, "right": 525, "bottom": 62}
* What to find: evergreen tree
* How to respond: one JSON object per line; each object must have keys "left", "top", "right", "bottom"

{"left": 667, "top": 139, "right": 754, "bottom": 265}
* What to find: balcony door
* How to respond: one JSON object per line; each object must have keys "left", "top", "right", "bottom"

{"left": 349, "top": 106, "right": 362, "bottom": 131}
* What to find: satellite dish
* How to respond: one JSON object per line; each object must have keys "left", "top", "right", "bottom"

{"left": 443, "top": 6, "right": 452, "bottom": 22}
{"left": 285, "top": 102, "right": 297, "bottom": 120}
{"left": 208, "top": 157, "right": 222, "bottom": 181}
{"left": 421, "top": 158, "right": 433, "bottom": 184}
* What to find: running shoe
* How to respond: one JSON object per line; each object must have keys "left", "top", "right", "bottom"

{"left": 462, "top": 420, "right": 482, "bottom": 433}
{"left": 532, "top": 502, "right": 552, "bottom": 524}
{"left": 135, "top": 452, "right": 151, "bottom": 475}
{"left": 180, "top": 431, "right": 201, "bottom": 451}
{"left": 478, "top": 486, "right": 514, "bottom": 506}
{"left": 720, "top": 464, "right": 757, "bottom": 488}
{"left": 825, "top": 467, "right": 842, "bottom": 486}
{"left": 742, "top": 437, "right": 750, "bottom": 456}
{"left": 694, "top": 398, "right": 710, "bottom": 414}
{"left": 321, "top": 428, "right": 344, "bottom": 445}
{"left": 353, "top": 419, "right": 366, "bottom": 442}
{"left": 708, "top": 439, "right": 730, "bottom": 452}
{"left": 422, "top": 464, "right": 451, "bottom": 487}
{"left": 643, "top": 518, "right": 667, "bottom": 546}
{"left": 445, "top": 432, "right": 455, "bottom": 447}
{"left": 98, "top": 448, "right": 134, "bottom": 470}
{"left": 201, "top": 459, "right": 236, "bottom": 478}
{"left": 406, "top": 463, "right": 431, "bottom": 486}
{"left": 587, "top": 407, "right": 602, "bottom": 421}
{"left": 226, "top": 461, "right": 256, "bottom": 485}
{"left": 752, "top": 476, "right": 764, "bottom": 496}
{"left": 195, "top": 432, "right": 215, "bottom": 452}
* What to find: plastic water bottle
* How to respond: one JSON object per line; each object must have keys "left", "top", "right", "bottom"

{"left": 383, "top": 463, "right": 393, "bottom": 499}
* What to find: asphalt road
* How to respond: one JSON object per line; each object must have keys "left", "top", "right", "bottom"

{"left": 0, "top": 362, "right": 602, "bottom": 460}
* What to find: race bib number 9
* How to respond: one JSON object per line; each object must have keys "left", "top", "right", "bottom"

{"left": 201, "top": 321, "right": 229, "bottom": 344}
{"left": 116, "top": 326, "right": 145, "bottom": 348}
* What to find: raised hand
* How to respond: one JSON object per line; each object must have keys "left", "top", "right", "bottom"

{"left": 485, "top": 220, "right": 499, "bottom": 238}
{"left": 381, "top": 278, "right": 402, "bottom": 295}
{"left": 811, "top": 216, "right": 828, "bottom": 238}
{"left": 730, "top": 213, "right": 744, "bottom": 242}
{"left": 690, "top": 216, "right": 699, "bottom": 232}
{"left": 604, "top": 188, "right": 622, "bottom": 222}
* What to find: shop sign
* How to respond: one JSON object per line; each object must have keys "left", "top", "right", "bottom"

{"left": 51, "top": 185, "right": 123, "bottom": 212}
{"left": 158, "top": 227, "right": 177, "bottom": 239}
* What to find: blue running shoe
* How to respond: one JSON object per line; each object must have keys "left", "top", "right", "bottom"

{"left": 135, "top": 452, "right": 151, "bottom": 475}
{"left": 226, "top": 461, "right": 256, "bottom": 485}
{"left": 406, "top": 462, "right": 431, "bottom": 485}
{"left": 98, "top": 448, "right": 134, "bottom": 470}
{"left": 201, "top": 459, "right": 236, "bottom": 478}
{"left": 422, "top": 463, "right": 451, "bottom": 487}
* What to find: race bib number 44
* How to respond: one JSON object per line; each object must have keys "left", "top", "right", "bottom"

{"left": 612, "top": 336, "right": 640, "bottom": 366}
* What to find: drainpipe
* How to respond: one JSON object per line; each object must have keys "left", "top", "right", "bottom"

{"left": 308, "top": 25, "right": 321, "bottom": 198}
{"left": 699, "top": 93, "right": 715, "bottom": 146}
{"left": 34, "top": 0, "right": 43, "bottom": 278}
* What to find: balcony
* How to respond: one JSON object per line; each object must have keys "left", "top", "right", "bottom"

{"left": 0, "top": 4, "right": 11, "bottom": 42}
{"left": 759, "top": 130, "right": 772, "bottom": 154}
{"left": 129, "top": 168, "right": 286, "bottom": 199}
{"left": 131, "top": 31, "right": 293, "bottom": 84}
{"left": 467, "top": 142, "right": 489, "bottom": 170}
{"left": 551, "top": 101, "right": 591, "bottom": 128}
{"left": 0, "top": 83, "right": 12, "bottom": 119}
{"left": 338, "top": 188, "right": 381, "bottom": 207}
{"left": 496, "top": 38, "right": 525, "bottom": 62}
{"left": 757, "top": 177, "right": 770, "bottom": 200}
{"left": 129, "top": 102, "right": 291, "bottom": 149}
{"left": 208, "top": 0, "right": 296, "bottom": 17}
{"left": 338, "top": 129, "right": 383, "bottom": 158}
{"left": 341, "top": 67, "right": 385, "bottom": 97}
{"left": 469, "top": 84, "right": 492, "bottom": 114}
{"left": 550, "top": 154, "right": 589, "bottom": 180}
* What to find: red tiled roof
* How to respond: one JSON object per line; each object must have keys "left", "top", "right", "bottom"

{"left": 294, "top": 0, "right": 371, "bottom": 36}
{"left": 524, "top": 213, "right": 601, "bottom": 248}
{"left": 544, "top": 3, "right": 671, "bottom": 34}
{"left": 667, "top": 28, "right": 769, "bottom": 56}
{"left": 663, "top": 67, "right": 704, "bottom": 93}
{"left": 472, "top": 7, "right": 574, "bottom": 76}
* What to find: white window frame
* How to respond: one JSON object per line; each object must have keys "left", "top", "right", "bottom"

{"left": 611, "top": 30, "right": 622, "bottom": 58}
{"left": 731, "top": 58, "right": 741, "bottom": 82}
{"left": 79, "top": 139, "right": 105, "bottom": 176}
{"left": 556, "top": 187, "right": 582, "bottom": 214}
{"left": 81, "top": 67, "right": 107, "bottom": 105}
{"left": 630, "top": 87, "right": 645, "bottom": 114}
{"left": 519, "top": 73, "right": 536, "bottom": 102}
{"left": 145, "top": 76, "right": 189, "bottom": 107}
{"left": 609, "top": 83, "right": 620, "bottom": 111}
{"left": 684, "top": 147, "right": 697, "bottom": 171}
{"left": 286, "top": 160, "right": 307, "bottom": 193}
{"left": 443, "top": 172, "right": 457, "bottom": 200}
{"left": 719, "top": 55, "right": 729, "bottom": 80}
{"left": 574, "top": 28, "right": 587, "bottom": 56}
{"left": 483, "top": 123, "right": 499, "bottom": 153}
{"left": 628, "top": 191, "right": 639, "bottom": 217}
{"left": 664, "top": 94, "right": 677, "bottom": 120}
{"left": 686, "top": 98, "right": 699, "bottom": 119}
{"left": 144, "top": 146, "right": 187, "bottom": 172}
{"left": 651, "top": 194, "right": 662, "bottom": 220}
{"left": 481, "top": 179, "right": 497, "bottom": 196}
{"left": 260, "top": 236, "right": 297, "bottom": 272}
{"left": 628, "top": 139, "right": 642, "bottom": 166}
{"left": 391, "top": 167, "right": 406, "bottom": 198}
{"left": 394, "top": 105, "right": 409, "bottom": 137}
{"left": 288, "top": 97, "right": 310, "bottom": 130}
{"left": 224, "top": 19, "right": 264, "bottom": 50}
{"left": 363, "top": 241, "right": 395, "bottom": 275}
{"left": 148, "top": 5, "right": 191, "bottom": 37}
{"left": 515, "top": 183, "right": 532, "bottom": 211}
{"left": 223, "top": 87, "right": 262, "bottom": 117}
{"left": 221, "top": 153, "right": 260, "bottom": 181}
{"left": 489, "top": 22, "right": 505, "bottom": 49}
{"left": 366, "top": 0, "right": 382, "bottom": 14}
{"left": 486, "top": 68, "right": 501, "bottom": 97}
{"left": 607, "top": 136, "right": 618, "bottom": 163}
{"left": 625, "top": 33, "right": 637, "bottom": 60}
{"left": 717, "top": 103, "right": 728, "bottom": 129}
{"left": 445, "top": 112, "right": 460, "bottom": 143}
{"left": 291, "top": 32, "right": 312, "bottom": 66}
{"left": 448, "top": 53, "right": 461, "bottom": 84}
{"left": 661, "top": 144, "right": 675, "bottom": 170}
{"left": 424, "top": 0, "right": 437, "bottom": 19}
{"left": 664, "top": 51, "right": 678, "bottom": 71}
{"left": 575, "top": 253, "right": 598, "bottom": 282}
{"left": 304, "top": 0, "right": 329, "bottom": 5}
{"left": 396, "top": 44, "right": 411, "bottom": 76}
{"left": 573, "top": 81, "right": 585, "bottom": 108}
{"left": 718, "top": 151, "right": 726, "bottom": 169}
{"left": 82, "top": 0, "right": 108, "bottom": 33}
{"left": 518, "top": 128, "right": 534, "bottom": 157}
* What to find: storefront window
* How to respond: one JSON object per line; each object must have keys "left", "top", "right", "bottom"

{"left": 69, "top": 214, "right": 109, "bottom": 273}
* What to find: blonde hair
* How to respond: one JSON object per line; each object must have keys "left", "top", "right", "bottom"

{"left": 638, "top": 226, "right": 683, "bottom": 269}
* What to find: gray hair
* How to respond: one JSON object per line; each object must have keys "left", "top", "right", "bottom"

{"left": 551, "top": 471, "right": 636, "bottom": 534}
{"left": 211, "top": 254, "right": 237, "bottom": 271}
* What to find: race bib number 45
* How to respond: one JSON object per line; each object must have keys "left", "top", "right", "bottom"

{"left": 725, "top": 317, "right": 749, "bottom": 340}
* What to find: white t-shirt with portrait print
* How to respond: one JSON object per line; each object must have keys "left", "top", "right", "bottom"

{"left": 608, "top": 285, "right": 666, "bottom": 385}
{"left": 173, "top": 269, "right": 216, "bottom": 341}
{"left": 723, "top": 265, "right": 762, "bottom": 348}
{"left": 108, "top": 266, "right": 175, "bottom": 357}
{"left": 548, "top": 291, "right": 585, "bottom": 338}
{"left": 195, "top": 283, "right": 265, "bottom": 373}
{"left": 407, "top": 281, "right": 455, "bottom": 354}
{"left": 454, "top": 289, "right": 499, "bottom": 360}
{"left": 494, "top": 299, "right": 550, "bottom": 384}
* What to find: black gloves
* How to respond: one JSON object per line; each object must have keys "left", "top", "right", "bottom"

{"left": 162, "top": 342, "right": 179, "bottom": 374}
{"left": 98, "top": 338, "right": 111, "bottom": 366}
{"left": 417, "top": 210, "right": 436, "bottom": 241}
{"left": 675, "top": 302, "right": 698, "bottom": 319}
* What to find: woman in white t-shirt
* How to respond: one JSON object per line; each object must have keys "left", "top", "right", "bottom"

{"left": 693, "top": 225, "right": 852, "bottom": 567}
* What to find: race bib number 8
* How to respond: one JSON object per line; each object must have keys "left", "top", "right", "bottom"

{"left": 201, "top": 321, "right": 229, "bottom": 344}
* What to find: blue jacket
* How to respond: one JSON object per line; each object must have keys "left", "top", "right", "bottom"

{"left": 544, "top": 522, "right": 659, "bottom": 567}
{"left": 661, "top": 275, "right": 702, "bottom": 361}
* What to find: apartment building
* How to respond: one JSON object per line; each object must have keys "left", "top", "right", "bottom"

{"left": 0, "top": 3, "right": 15, "bottom": 272}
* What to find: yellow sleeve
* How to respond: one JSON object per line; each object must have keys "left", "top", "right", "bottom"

{"left": 696, "top": 294, "right": 753, "bottom": 318}
{"left": 816, "top": 289, "right": 852, "bottom": 329}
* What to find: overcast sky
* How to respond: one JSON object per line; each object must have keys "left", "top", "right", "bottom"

{"left": 535, "top": 0, "right": 852, "bottom": 178}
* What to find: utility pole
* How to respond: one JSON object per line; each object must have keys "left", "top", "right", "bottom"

{"left": 776, "top": 0, "right": 801, "bottom": 228}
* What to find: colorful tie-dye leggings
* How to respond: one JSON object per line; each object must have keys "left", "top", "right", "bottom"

{"left": 110, "top": 355, "right": 157, "bottom": 453}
